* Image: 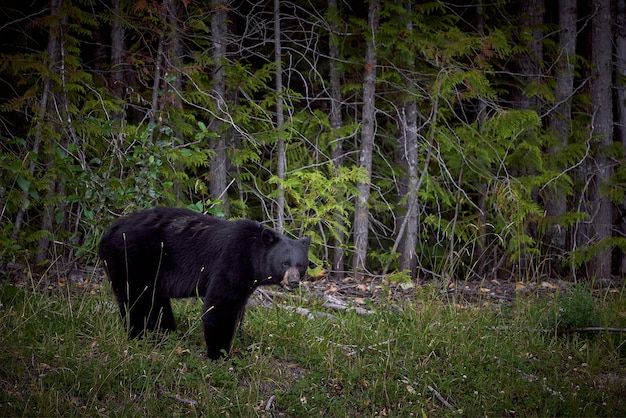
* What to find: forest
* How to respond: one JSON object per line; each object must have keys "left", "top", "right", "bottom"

{"left": 0, "top": 0, "right": 625, "bottom": 286}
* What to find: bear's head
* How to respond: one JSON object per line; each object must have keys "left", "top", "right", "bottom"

{"left": 258, "top": 228, "right": 311, "bottom": 290}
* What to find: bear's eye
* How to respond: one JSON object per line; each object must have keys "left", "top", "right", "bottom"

{"left": 282, "top": 261, "right": 290, "bottom": 268}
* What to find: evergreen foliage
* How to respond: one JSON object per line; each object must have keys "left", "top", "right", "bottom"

{"left": 0, "top": 0, "right": 624, "bottom": 282}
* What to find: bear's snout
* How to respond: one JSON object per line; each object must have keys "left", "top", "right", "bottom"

{"left": 281, "top": 266, "right": 301, "bottom": 289}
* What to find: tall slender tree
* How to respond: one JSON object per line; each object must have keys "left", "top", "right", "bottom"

{"left": 616, "top": 0, "right": 626, "bottom": 275}
{"left": 545, "top": 0, "right": 576, "bottom": 270}
{"left": 209, "top": 0, "right": 230, "bottom": 216}
{"left": 353, "top": 0, "right": 379, "bottom": 277}
{"left": 10, "top": 0, "right": 61, "bottom": 244}
{"left": 110, "top": 0, "right": 125, "bottom": 103}
{"left": 589, "top": 0, "right": 614, "bottom": 279}
{"left": 274, "top": 0, "right": 286, "bottom": 233}
{"left": 328, "top": 0, "right": 346, "bottom": 279}
{"left": 617, "top": 0, "right": 626, "bottom": 150}
{"left": 394, "top": 98, "right": 419, "bottom": 279}
{"left": 515, "top": 0, "right": 544, "bottom": 111}
{"left": 36, "top": 0, "right": 77, "bottom": 264}
{"left": 148, "top": 8, "right": 165, "bottom": 138}
{"left": 474, "top": 1, "right": 489, "bottom": 278}
{"left": 392, "top": 1, "right": 419, "bottom": 279}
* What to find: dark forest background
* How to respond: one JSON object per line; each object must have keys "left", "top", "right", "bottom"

{"left": 0, "top": 0, "right": 625, "bottom": 285}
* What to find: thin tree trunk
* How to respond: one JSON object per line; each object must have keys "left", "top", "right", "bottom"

{"left": 33, "top": 0, "right": 63, "bottom": 265}
{"left": 274, "top": 0, "right": 285, "bottom": 234}
{"left": 393, "top": 1, "right": 419, "bottom": 280}
{"left": 615, "top": 0, "right": 626, "bottom": 275}
{"left": 149, "top": 18, "right": 165, "bottom": 141}
{"left": 109, "top": 0, "right": 126, "bottom": 158}
{"left": 545, "top": 0, "right": 576, "bottom": 274}
{"left": 11, "top": 0, "right": 61, "bottom": 243}
{"left": 398, "top": 98, "right": 419, "bottom": 279}
{"left": 111, "top": 0, "right": 125, "bottom": 101}
{"left": 38, "top": 0, "right": 87, "bottom": 265}
{"left": 164, "top": 0, "right": 185, "bottom": 202}
{"left": 328, "top": 0, "right": 345, "bottom": 280}
{"left": 617, "top": 0, "right": 626, "bottom": 150}
{"left": 514, "top": 0, "right": 544, "bottom": 277}
{"left": 516, "top": 0, "right": 543, "bottom": 110}
{"left": 474, "top": 1, "right": 489, "bottom": 278}
{"left": 589, "top": 0, "right": 614, "bottom": 280}
{"left": 209, "top": 0, "right": 230, "bottom": 216}
{"left": 353, "top": 0, "right": 379, "bottom": 278}
{"left": 164, "top": 0, "right": 183, "bottom": 111}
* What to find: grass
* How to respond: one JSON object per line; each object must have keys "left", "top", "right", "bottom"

{"left": 0, "top": 277, "right": 625, "bottom": 417}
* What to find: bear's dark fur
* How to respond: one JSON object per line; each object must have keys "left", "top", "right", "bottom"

{"left": 98, "top": 206, "right": 310, "bottom": 359}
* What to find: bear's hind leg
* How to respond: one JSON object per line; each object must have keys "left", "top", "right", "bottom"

{"left": 121, "top": 299, "right": 177, "bottom": 338}
{"left": 125, "top": 291, "right": 154, "bottom": 338}
{"left": 125, "top": 293, "right": 177, "bottom": 337}
{"left": 148, "top": 298, "right": 177, "bottom": 333}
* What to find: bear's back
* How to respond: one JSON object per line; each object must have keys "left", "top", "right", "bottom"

{"left": 110, "top": 207, "right": 267, "bottom": 261}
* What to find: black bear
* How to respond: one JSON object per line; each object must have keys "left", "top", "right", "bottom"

{"left": 98, "top": 206, "right": 310, "bottom": 359}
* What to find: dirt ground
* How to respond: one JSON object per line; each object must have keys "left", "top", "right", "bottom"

{"left": 2, "top": 260, "right": 622, "bottom": 307}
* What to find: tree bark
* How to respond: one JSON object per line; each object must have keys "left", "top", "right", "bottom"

{"left": 353, "top": 0, "right": 379, "bottom": 278}
{"left": 33, "top": 0, "right": 62, "bottom": 265}
{"left": 164, "top": 0, "right": 185, "bottom": 201}
{"left": 148, "top": 10, "right": 165, "bottom": 142}
{"left": 617, "top": 0, "right": 626, "bottom": 150}
{"left": 475, "top": 1, "right": 488, "bottom": 278}
{"left": 328, "top": 0, "right": 345, "bottom": 280}
{"left": 164, "top": 0, "right": 183, "bottom": 110}
{"left": 392, "top": 2, "right": 419, "bottom": 280}
{"left": 545, "top": 0, "right": 576, "bottom": 270}
{"left": 616, "top": 0, "right": 626, "bottom": 275}
{"left": 209, "top": 0, "right": 230, "bottom": 216}
{"left": 515, "top": 0, "right": 544, "bottom": 110}
{"left": 589, "top": 0, "right": 614, "bottom": 280}
{"left": 111, "top": 0, "right": 125, "bottom": 102}
{"left": 513, "top": 0, "right": 544, "bottom": 277}
{"left": 10, "top": 5, "right": 57, "bottom": 241}
{"left": 274, "top": 0, "right": 285, "bottom": 234}
{"left": 396, "top": 98, "right": 419, "bottom": 279}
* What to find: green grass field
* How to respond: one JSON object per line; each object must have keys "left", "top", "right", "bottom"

{"left": 0, "top": 277, "right": 624, "bottom": 417}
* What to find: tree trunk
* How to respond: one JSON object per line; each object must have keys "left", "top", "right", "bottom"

{"left": 474, "top": 1, "right": 488, "bottom": 278}
{"left": 392, "top": 2, "right": 419, "bottom": 280}
{"left": 513, "top": 0, "right": 544, "bottom": 277}
{"left": 617, "top": 0, "right": 626, "bottom": 150}
{"left": 545, "top": 0, "right": 576, "bottom": 272}
{"left": 616, "top": 0, "right": 626, "bottom": 275}
{"left": 328, "top": 0, "right": 345, "bottom": 280}
{"left": 148, "top": 15, "right": 165, "bottom": 142}
{"left": 32, "top": 0, "right": 62, "bottom": 265}
{"left": 109, "top": 0, "right": 126, "bottom": 158}
{"left": 209, "top": 0, "right": 230, "bottom": 216}
{"left": 162, "top": 0, "right": 183, "bottom": 112}
{"left": 396, "top": 98, "right": 419, "bottom": 279}
{"left": 515, "top": 0, "right": 544, "bottom": 110}
{"left": 111, "top": 0, "right": 125, "bottom": 102}
{"left": 274, "top": 0, "right": 285, "bottom": 234}
{"left": 12, "top": 0, "right": 66, "bottom": 244}
{"left": 164, "top": 0, "right": 185, "bottom": 202}
{"left": 353, "top": 0, "right": 379, "bottom": 278}
{"left": 589, "top": 0, "right": 614, "bottom": 280}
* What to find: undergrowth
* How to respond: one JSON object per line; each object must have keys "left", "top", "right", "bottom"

{"left": 0, "top": 279, "right": 625, "bottom": 417}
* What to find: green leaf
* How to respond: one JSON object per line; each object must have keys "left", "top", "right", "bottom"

{"left": 16, "top": 175, "right": 30, "bottom": 192}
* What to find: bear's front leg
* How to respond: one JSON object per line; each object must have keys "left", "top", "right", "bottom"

{"left": 202, "top": 297, "right": 247, "bottom": 360}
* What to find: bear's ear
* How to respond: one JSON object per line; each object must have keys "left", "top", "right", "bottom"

{"left": 261, "top": 228, "right": 278, "bottom": 245}
{"left": 301, "top": 236, "right": 311, "bottom": 249}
